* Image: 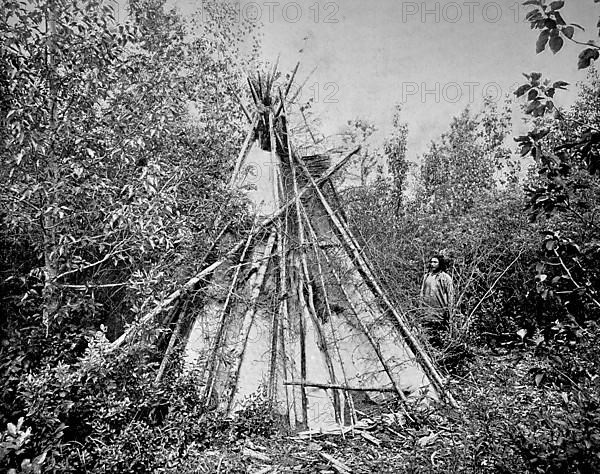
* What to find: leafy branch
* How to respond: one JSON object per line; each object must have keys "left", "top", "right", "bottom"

{"left": 524, "top": 0, "right": 600, "bottom": 69}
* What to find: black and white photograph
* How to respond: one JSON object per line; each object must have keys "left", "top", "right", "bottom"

{"left": 2, "top": 0, "right": 600, "bottom": 472}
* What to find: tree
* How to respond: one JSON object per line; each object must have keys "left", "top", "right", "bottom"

{"left": 1, "top": 2, "right": 260, "bottom": 468}
{"left": 1, "top": 0, "right": 258, "bottom": 340}
{"left": 383, "top": 104, "right": 409, "bottom": 212}
{"left": 419, "top": 100, "right": 513, "bottom": 215}
{"left": 514, "top": 0, "right": 600, "bottom": 319}
{"left": 340, "top": 117, "right": 380, "bottom": 187}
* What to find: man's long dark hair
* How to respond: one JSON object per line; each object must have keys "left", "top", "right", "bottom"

{"left": 431, "top": 254, "right": 447, "bottom": 272}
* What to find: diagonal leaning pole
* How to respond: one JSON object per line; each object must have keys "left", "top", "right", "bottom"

{"left": 108, "top": 145, "right": 361, "bottom": 352}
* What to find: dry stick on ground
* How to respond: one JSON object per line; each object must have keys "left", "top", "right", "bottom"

{"left": 461, "top": 245, "right": 527, "bottom": 334}
{"left": 226, "top": 229, "right": 277, "bottom": 414}
{"left": 200, "top": 219, "right": 258, "bottom": 406}
{"left": 320, "top": 452, "right": 352, "bottom": 474}
{"left": 302, "top": 206, "right": 410, "bottom": 407}
{"left": 108, "top": 148, "right": 360, "bottom": 352}
{"left": 296, "top": 156, "right": 458, "bottom": 408}
{"left": 58, "top": 282, "right": 129, "bottom": 290}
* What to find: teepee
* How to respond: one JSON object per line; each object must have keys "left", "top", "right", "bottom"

{"left": 111, "top": 64, "right": 456, "bottom": 430}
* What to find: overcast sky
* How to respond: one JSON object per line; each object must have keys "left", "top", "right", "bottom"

{"left": 167, "top": 0, "right": 600, "bottom": 160}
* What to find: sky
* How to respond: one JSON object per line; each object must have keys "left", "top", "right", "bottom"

{"left": 163, "top": 0, "right": 600, "bottom": 161}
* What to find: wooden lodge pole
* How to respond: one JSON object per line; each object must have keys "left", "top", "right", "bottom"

{"left": 108, "top": 147, "right": 360, "bottom": 352}
{"left": 296, "top": 156, "right": 458, "bottom": 408}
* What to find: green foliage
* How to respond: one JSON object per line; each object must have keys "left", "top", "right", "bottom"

{"left": 523, "top": 0, "right": 600, "bottom": 69}
{"left": 339, "top": 118, "right": 381, "bottom": 187}
{"left": 419, "top": 99, "right": 517, "bottom": 215}
{"left": 342, "top": 97, "right": 533, "bottom": 353}
{"left": 515, "top": 69, "right": 600, "bottom": 323}
{"left": 336, "top": 105, "right": 409, "bottom": 211}
{"left": 508, "top": 7, "right": 600, "bottom": 362}
{"left": 512, "top": 326, "right": 600, "bottom": 473}
{"left": 1, "top": 0, "right": 254, "bottom": 343}
{"left": 0, "top": 325, "right": 281, "bottom": 473}
{"left": 459, "top": 341, "right": 600, "bottom": 473}
{"left": 514, "top": 72, "right": 567, "bottom": 117}
{"left": 384, "top": 104, "right": 410, "bottom": 212}
{"left": 230, "top": 388, "right": 282, "bottom": 439}
{"left": 344, "top": 180, "right": 537, "bottom": 360}
{"left": 2, "top": 0, "right": 600, "bottom": 471}
{"left": 0, "top": 0, "right": 261, "bottom": 471}
{"left": 1, "top": 418, "right": 46, "bottom": 474}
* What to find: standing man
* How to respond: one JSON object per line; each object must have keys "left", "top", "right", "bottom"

{"left": 420, "top": 255, "right": 454, "bottom": 344}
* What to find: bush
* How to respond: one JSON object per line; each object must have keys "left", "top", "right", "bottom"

{"left": 0, "top": 418, "right": 46, "bottom": 474}
{"left": 343, "top": 184, "right": 538, "bottom": 352}
{"left": 1, "top": 322, "right": 286, "bottom": 473}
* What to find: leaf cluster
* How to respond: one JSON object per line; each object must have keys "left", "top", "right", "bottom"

{"left": 523, "top": 0, "right": 599, "bottom": 69}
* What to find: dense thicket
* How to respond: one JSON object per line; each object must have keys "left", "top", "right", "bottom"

{"left": 1, "top": 0, "right": 600, "bottom": 472}
{"left": 0, "top": 0, "right": 260, "bottom": 471}
{"left": 341, "top": 70, "right": 600, "bottom": 469}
